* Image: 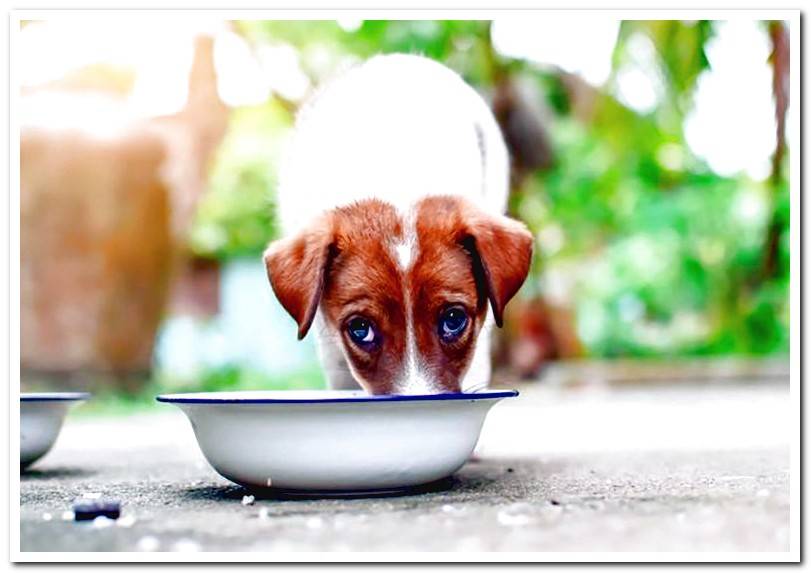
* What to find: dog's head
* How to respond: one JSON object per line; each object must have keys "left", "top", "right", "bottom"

{"left": 264, "top": 196, "right": 533, "bottom": 395}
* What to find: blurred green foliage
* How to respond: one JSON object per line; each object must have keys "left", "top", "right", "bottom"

{"left": 188, "top": 19, "right": 789, "bottom": 359}
{"left": 189, "top": 101, "right": 292, "bottom": 259}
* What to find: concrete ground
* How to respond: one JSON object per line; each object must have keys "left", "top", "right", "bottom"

{"left": 19, "top": 370, "right": 793, "bottom": 554}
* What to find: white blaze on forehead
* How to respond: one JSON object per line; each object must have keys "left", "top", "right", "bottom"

{"left": 393, "top": 208, "right": 418, "bottom": 271}
{"left": 395, "top": 243, "right": 413, "bottom": 269}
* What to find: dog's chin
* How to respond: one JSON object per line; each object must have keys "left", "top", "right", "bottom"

{"left": 361, "top": 385, "right": 389, "bottom": 397}
{"left": 351, "top": 380, "right": 392, "bottom": 397}
{"left": 358, "top": 379, "right": 462, "bottom": 397}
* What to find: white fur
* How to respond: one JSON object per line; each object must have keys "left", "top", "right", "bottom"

{"left": 276, "top": 54, "right": 510, "bottom": 393}
{"left": 399, "top": 286, "right": 438, "bottom": 395}
{"left": 395, "top": 240, "right": 414, "bottom": 270}
{"left": 394, "top": 209, "right": 417, "bottom": 271}
{"left": 277, "top": 54, "right": 509, "bottom": 235}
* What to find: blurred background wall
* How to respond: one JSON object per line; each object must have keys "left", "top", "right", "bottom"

{"left": 18, "top": 18, "right": 791, "bottom": 397}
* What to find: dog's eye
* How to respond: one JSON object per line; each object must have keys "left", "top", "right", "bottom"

{"left": 346, "top": 316, "right": 376, "bottom": 347}
{"left": 438, "top": 306, "right": 468, "bottom": 341}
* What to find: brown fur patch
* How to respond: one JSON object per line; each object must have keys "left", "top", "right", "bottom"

{"left": 265, "top": 196, "right": 533, "bottom": 395}
{"left": 320, "top": 200, "right": 405, "bottom": 394}
{"left": 409, "top": 197, "right": 486, "bottom": 392}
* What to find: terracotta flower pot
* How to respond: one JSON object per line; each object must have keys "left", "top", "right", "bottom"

{"left": 21, "top": 123, "right": 172, "bottom": 388}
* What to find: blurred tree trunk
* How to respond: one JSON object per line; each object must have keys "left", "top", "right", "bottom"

{"left": 759, "top": 20, "right": 790, "bottom": 284}
{"left": 153, "top": 34, "right": 229, "bottom": 322}
{"left": 493, "top": 78, "right": 554, "bottom": 185}
{"left": 152, "top": 35, "right": 230, "bottom": 240}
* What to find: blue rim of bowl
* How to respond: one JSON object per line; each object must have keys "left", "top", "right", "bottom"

{"left": 155, "top": 389, "right": 518, "bottom": 405}
{"left": 21, "top": 392, "right": 91, "bottom": 402}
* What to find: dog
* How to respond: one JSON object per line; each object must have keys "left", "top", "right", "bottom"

{"left": 264, "top": 54, "right": 533, "bottom": 395}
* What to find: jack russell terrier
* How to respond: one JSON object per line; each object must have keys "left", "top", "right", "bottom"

{"left": 264, "top": 54, "right": 533, "bottom": 395}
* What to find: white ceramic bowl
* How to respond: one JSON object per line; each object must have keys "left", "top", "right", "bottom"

{"left": 21, "top": 392, "right": 89, "bottom": 469}
{"left": 157, "top": 389, "right": 517, "bottom": 494}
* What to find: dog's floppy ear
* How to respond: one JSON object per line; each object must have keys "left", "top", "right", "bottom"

{"left": 461, "top": 212, "right": 533, "bottom": 328}
{"left": 263, "top": 217, "right": 335, "bottom": 340}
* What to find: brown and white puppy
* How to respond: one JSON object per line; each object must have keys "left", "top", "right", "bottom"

{"left": 264, "top": 54, "right": 533, "bottom": 395}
